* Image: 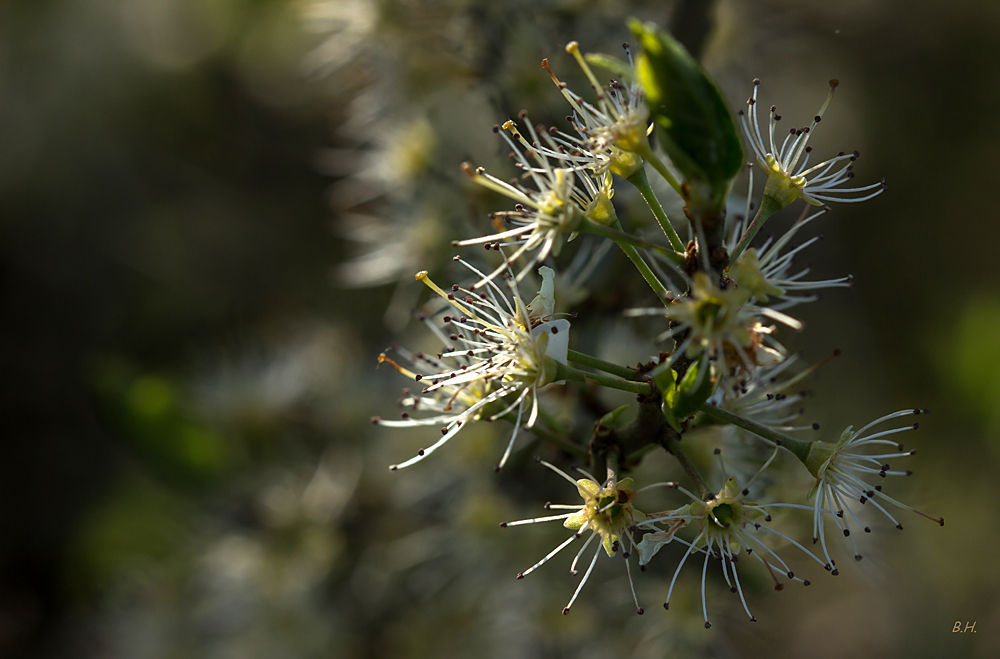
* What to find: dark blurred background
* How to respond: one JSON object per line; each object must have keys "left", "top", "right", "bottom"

{"left": 1, "top": 1, "right": 997, "bottom": 657}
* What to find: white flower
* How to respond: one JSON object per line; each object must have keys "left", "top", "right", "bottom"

{"left": 802, "top": 408, "right": 944, "bottom": 566}
{"left": 375, "top": 262, "right": 570, "bottom": 471}
{"left": 455, "top": 120, "right": 616, "bottom": 287}
{"left": 501, "top": 458, "right": 673, "bottom": 615}
{"left": 627, "top": 271, "right": 802, "bottom": 388}
{"left": 739, "top": 79, "right": 886, "bottom": 208}
{"left": 728, "top": 204, "right": 852, "bottom": 311}
{"left": 539, "top": 41, "right": 648, "bottom": 178}
{"left": 635, "top": 477, "right": 828, "bottom": 627}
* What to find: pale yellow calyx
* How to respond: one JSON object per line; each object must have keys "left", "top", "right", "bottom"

{"left": 804, "top": 425, "right": 854, "bottom": 479}
{"left": 762, "top": 154, "right": 819, "bottom": 208}
{"left": 564, "top": 477, "right": 639, "bottom": 556}
{"left": 729, "top": 249, "right": 786, "bottom": 302}
{"left": 605, "top": 109, "right": 651, "bottom": 154}
{"left": 534, "top": 168, "right": 581, "bottom": 235}
{"left": 583, "top": 173, "right": 617, "bottom": 225}
{"left": 670, "top": 273, "right": 754, "bottom": 352}
{"left": 804, "top": 440, "right": 837, "bottom": 480}
{"left": 607, "top": 148, "right": 643, "bottom": 179}
{"left": 692, "top": 477, "right": 765, "bottom": 537}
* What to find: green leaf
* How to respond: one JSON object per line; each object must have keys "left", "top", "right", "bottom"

{"left": 598, "top": 404, "right": 632, "bottom": 431}
{"left": 652, "top": 362, "right": 683, "bottom": 432}
{"left": 629, "top": 19, "right": 744, "bottom": 188}
{"left": 674, "top": 353, "right": 714, "bottom": 418}
{"left": 652, "top": 361, "right": 679, "bottom": 402}
{"left": 661, "top": 402, "right": 682, "bottom": 434}
{"left": 655, "top": 354, "right": 714, "bottom": 431}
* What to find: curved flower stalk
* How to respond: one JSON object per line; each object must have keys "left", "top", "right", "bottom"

{"left": 800, "top": 409, "right": 944, "bottom": 566}
{"left": 706, "top": 353, "right": 839, "bottom": 496}
{"left": 375, "top": 262, "right": 570, "bottom": 471}
{"left": 501, "top": 458, "right": 677, "bottom": 615}
{"left": 454, "top": 119, "right": 617, "bottom": 288}
{"left": 739, "top": 79, "right": 886, "bottom": 209}
{"left": 635, "top": 477, "right": 828, "bottom": 628}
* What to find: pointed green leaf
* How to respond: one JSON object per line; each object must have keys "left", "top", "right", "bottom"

{"left": 629, "top": 19, "right": 744, "bottom": 187}
{"left": 598, "top": 404, "right": 632, "bottom": 431}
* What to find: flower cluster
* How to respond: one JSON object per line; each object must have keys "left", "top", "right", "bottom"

{"left": 373, "top": 27, "right": 941, "bottom": 628}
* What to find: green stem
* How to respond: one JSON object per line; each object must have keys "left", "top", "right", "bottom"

{"left": 605, "top": 446, "right": 620, "bottom": 485}
{"left": 663, "top": 434, "right": 711, "bottom": 499}
{"left": 582, "top": 218, "right": 684, "bottom": 265}
{"left": 581, "top": 219, "right": 671, "bottom": 301}
{"left": 635, "top": 143, "right": 684, "bottom": 197}
{"left": 729, "top": 195, "right": 782, "bottom": 264}
{"left": 697, "top": 403, "right": 812, "bottom": 464}
{"left": 627, "top": 168, "right": 685, "bottom": 252}
{"left": 567, "top": 349, "right": 637, "bottom": 381}
{"left": 555, "top": 361, "right": 655, "bottom": 397}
